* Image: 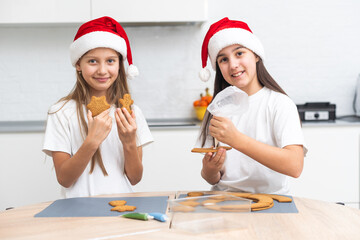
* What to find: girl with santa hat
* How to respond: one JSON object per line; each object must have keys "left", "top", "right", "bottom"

{"left": 43, "top": 16, "right": 153, "bottom": 198}
{"left": 197, "top": 17, "right": 307, "bottom": 194}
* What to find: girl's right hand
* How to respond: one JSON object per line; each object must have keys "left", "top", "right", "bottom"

{"left": 86, "top": 109, "right": 112, "bottom": 147}
{"left": 201, "top": 148, "right": 226, "bottom": 184}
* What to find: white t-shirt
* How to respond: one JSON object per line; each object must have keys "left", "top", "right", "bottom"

{"left": 197, "top": 87, "right": 307, "bottom": 194}
{"left": 43, "top": 100, "right": 153, "bottom": 198}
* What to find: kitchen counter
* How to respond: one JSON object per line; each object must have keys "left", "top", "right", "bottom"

{"left": 1, "top": 191, "right": 360, "bottom": 239}
{"left": 1, "top": 116, "right": 360, "bottom": 133}
{"left": 302, "top": 115, "right": 360, "bottom": 127}
{"left": 0, "top": 119, "right": 201, "bottom": 133}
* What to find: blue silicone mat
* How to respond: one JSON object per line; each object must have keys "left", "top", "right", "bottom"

{"left": 34, "top": 196, "right": 169, "bottom": 217}
{"left": 178, "top": 194, "right": 298, "bottom": 213}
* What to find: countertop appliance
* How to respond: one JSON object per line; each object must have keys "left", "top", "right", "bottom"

{"left": 296, "top": 102, "right": 336, "bottom": 121}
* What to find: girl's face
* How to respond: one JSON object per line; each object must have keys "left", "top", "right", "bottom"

{"left": 216, "top": 44, "right": 261, "bottom": 95}
{"left": 76, "top": 48, "right": 120, "bottom": 97}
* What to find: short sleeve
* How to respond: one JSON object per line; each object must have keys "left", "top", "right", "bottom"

{"left": 272, "top": 95, "right": 307, "bottom": 155}
{"left": 133, "top": 105, "right": 153, "bottom": 147}
{"left": 42, "top": 104, "right": 72, "bottom": 157}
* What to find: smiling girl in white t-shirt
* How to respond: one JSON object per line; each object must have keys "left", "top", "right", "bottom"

{"left": 43, "top": 16, "right": 153, "bottom": 198}
{"left": 197, "top": 17, "right": 307, "bottom": 194}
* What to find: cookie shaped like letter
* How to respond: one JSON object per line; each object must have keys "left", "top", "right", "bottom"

{"left": 119, "top": 94, "right": 134, "bottom": 114}
{"left": 87, "top": 96, "right": 110, "bottom": 117}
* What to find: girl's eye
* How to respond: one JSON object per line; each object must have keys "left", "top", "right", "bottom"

{"left": 89, "top": 59, "right": 97, "bottom": 64}
{"left": 236, "top": 51, "right": 243, "bottom": 56}
{"left": 107, "top": 59, "right": 115, "bottom": 63}
{"left": 218, "top": 57, "right": 227, "bottom": 63}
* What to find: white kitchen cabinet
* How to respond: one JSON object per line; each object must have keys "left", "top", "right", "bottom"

{"left": 133, "top": 127, "right": 212, "bottom": 192}
{"left": 1, "top": 122, "right": 359, "bottom": 211}
{"left": 140, "top": 124, "right": 360, "bottom": 209}
{"left": 0, "top": 0, "right": 90, "bottom": 24}
{"left": 0, "top": 132, "right": 61, "bottom": 211}
{"left": 92, "top": 0, "right": 208, "bottom": 23}
{"left": 289, "top": 124, "right": 360, "bottom": 209}
{"left": 0, "top": 0, "right": 207, "bottom": 25}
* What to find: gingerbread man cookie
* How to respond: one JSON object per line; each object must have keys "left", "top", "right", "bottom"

{"left": 119, "top": 93, "right": 134, "bottom": 114}
{"left": 87, "top": 96, "right": 110, "bottom": 117}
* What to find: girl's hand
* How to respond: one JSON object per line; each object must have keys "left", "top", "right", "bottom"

{"left": 86, "top": 109, "right": 112, "bottom": 147}
{"left": 115, "top": 108, "right": 137, "bottom": 145}
{"left": 209, "top": 116, "right": 238, "bottom": 146}
{"left": 201, "top": 148, "right": 226, "bottom": 184}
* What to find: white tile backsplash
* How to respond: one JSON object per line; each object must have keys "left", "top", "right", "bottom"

{"left": 0, "top": 0, "right": 359, "bottom": 121}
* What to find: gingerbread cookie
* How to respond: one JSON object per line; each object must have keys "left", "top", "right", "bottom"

{"left": 258, "top": 194, "right": 292, "bottom": 203}
{"left": 171, "top": 205, "right": 195, "bottom": 212}
{"left": 87, "top": 96, "right": 110, "bottom": 117}
{"left": 204, "top": 204, "right": 250, "bottom": 212}
{"left": 187, "top": 192, "right": 204, "bottom": 197}
{"left": 111, "top": 205, "right": 137, "bottom": 212}
{"left": 229, "top": 192, "right": 252, "bottom": 199}
{"left": 181, "top": 192, "right": 292, "bottom": 212}
{"left": 246, "top": 194, "right": 274, "bottom": 211}
{"left": 109, "top": 200, "right": 127, "bottom": 207}
{"left": 119, "top": 93, "right": 134, "bottom": 114}
{"left": 208, "top": 195, "right": 227, "bottom": 201}
{"left": 251, "top": 202, "right": 274, "bottom": 211}
{"left": 179, "top": 201, "right": 201, "bottom": 207}
{"left": 191, "top": 146, "right": 232, "bottom": 153}
{"left": 247, "top": 194, "right": 274, "bottom": 204}
{"left": 108, "top": 199, "right": 136, "bottom": 212}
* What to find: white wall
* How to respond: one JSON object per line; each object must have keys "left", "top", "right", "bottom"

{"left": 0, "top": 0, "right": 359, "bottom": 121}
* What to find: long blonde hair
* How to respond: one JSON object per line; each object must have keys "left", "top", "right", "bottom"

{"left": 50, "top": 54, "right": 129, "bottom": 175}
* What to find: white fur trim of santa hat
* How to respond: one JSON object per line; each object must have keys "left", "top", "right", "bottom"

{"left": 208, "top": 28, "right": 265, "bottom": 70}
{"left": 70, "top": 31, "right": 127, "bottom": 67}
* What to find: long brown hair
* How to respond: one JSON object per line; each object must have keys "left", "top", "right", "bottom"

{"left": 49, "top": 53, "right": 130, "bottom": 175}
{"left": 200, "top": 58, "right": 287, "bottom": 147}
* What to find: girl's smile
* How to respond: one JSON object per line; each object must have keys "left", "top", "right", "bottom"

{"left": 94, "top": 77, "right": 111, "bottom": 83}
{"left": 231, "top": 70, "right": 245, "bottom": 78}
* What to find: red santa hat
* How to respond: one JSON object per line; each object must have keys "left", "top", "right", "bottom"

{"left": 199, "top": 17, "right": 265, "bottom": 82}
{"left": 70, "top": 16, "right": 139, "bottom": 79}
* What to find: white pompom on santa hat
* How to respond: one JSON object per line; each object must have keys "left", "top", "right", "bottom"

{"left": 70, "top": 16, "right": 139, "bottom": 79}
{"left": 199, "top": 17, "right": 265, "bottom": 82}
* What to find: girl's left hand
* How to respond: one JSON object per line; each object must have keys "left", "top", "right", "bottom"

{"left": 209, "top": 116, "right": 238, "bottom": 146}
{"left": 115, "top": 108, "right": 137, "bottom": 145}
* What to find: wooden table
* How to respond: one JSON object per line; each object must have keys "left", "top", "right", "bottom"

{"left": 1, "top": 191, "right": 360, "bottom": 240}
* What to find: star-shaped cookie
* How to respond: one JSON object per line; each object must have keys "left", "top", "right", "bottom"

{"left": 87, "top": 96, "right": 110, "bottom": 117}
